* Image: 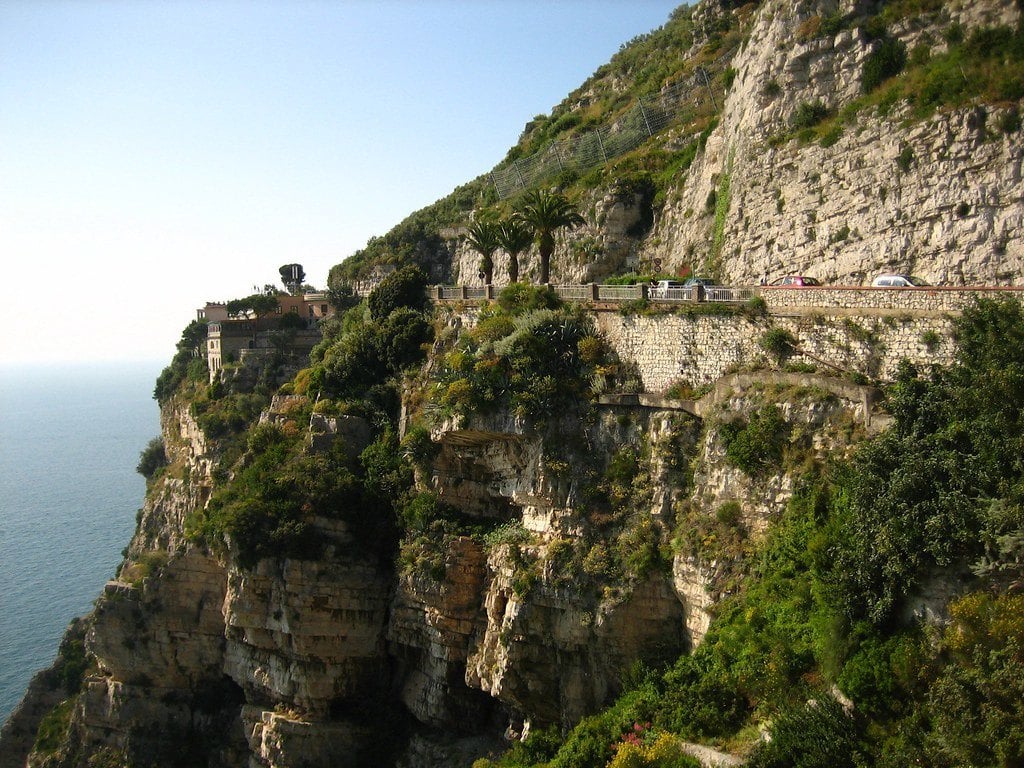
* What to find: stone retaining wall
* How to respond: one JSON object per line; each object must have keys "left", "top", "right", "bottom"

{"left": 593, "top": 309, "right": 955, "bottom": 392}
{"left": 760, "top": 286, "right": 1024, "bottom": 313}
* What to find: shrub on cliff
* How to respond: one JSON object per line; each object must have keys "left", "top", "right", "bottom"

{"left": 136, "top": 436, "right": 167, "bottom": 480}
{"left": 153, "top": 319, "right": 208, "bottom": 403}
{"left": 862, "top": 37, "right": 907, "bottom": 93}
{"left": 719, "top": 405, "right": 788, "bottom": 477}
{"left": 190, "top": 423, "right": 371, "bottom": 567}
{"left": 367, "top": 265, "right": 430, "bottom": 321}
{"left": 307, "top": 286, "right": 433, "bottom": 412}
{"left": 434, "top": 287, "right": 624, "bottom": 424}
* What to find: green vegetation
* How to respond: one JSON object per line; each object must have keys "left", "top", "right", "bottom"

{"left": 709, "top": 151, "right": 732, "bottom": 266}
{"left": 790, "top": 100, "right": 831, "bottom": 131}
{"left": 465, "top": 216, "right": 501, "bottom": 285}
{"left": 153, "top": 319, "right": 208, "bottom": 404}
{"left": 759, "top": 327, "right": 798, "bottom": 360}
{"left": 719, "top": 405, "right": 788, "bottom": 477}
{"left": 431, "top": 285, "right": 624, "bottom": 424}
{"left": 476, "top": 297, "right": 1024, "bottom": 767}
{"left": 515, "top": 189, "right": 585, "bottom": 285}
{"left": 136, "top": 436, "right": 167, "bottom": 480}
{"left": 861, "top": 37, "right": 908, "bottom": 94}
{"left": 310, "top": 266, "right": 433, "bottom": 405}
{"left": 33, "top": 699, "right": 74, "bottom": 755}
{"left": 187, "top": 420, "right": 402, "bottom": 568}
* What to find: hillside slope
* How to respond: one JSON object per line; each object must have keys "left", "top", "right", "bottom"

{"left": 4, "top": 2, "right": 1024, "bottom": 767}
{"left": 334, "top": 0, "right": 1022, "bottom": 290}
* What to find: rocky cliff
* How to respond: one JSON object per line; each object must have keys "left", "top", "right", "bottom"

{"left": 5, "top": 1, "right": 1024, "bottom": 766}
{"left": 1, "top": 340, "right": 878, "bottom": 768}
{"left": 447, "top": 0, "right": 1021, "bottom": 289}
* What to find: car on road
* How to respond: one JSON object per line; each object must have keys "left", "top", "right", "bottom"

{"left": 651, "top": 279, "right": 684, "bottom": 293}
{"left": 683, "top": 277, "right": 717, "bottom": 287}
{"left": 871, "top": 274, "right": 930, "bottom": 287}
{"left": 770, "top": 275, "right": 822, "bottom": 286}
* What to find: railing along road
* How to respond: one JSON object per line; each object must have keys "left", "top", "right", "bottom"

{"left": 430, "top": 283, "right": 755, "bottom": 305}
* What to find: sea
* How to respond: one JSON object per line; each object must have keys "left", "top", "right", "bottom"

{"left": 0, "top": 361, "right": 163, "bottom": 724}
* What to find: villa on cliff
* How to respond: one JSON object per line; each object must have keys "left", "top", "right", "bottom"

{"left": 198, "top": 291, "right": 331, "bottom": 380}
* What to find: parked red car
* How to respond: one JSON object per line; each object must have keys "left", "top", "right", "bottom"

{"left": 769, "top": 275, "right": 822, "bottom": 286}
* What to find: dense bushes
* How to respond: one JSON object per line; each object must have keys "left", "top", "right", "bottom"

{"left": 434, "top": 285, "right": 624, "bottom": 424}
{"left": 483, "top": 298, "right": 1024, "bottom": 767}
{"left": 822, "top": 298, "right": 1024, "bottom": 626}
{"left": 309, "top": 269, "right": 434, "bottom": 407}
{"left": 153, "top": 319, "right": 208, "bottom": 403}
{"left": 861, "top": 37, "right": 907, "bottom": 93}
{"left": 367, "top": 265, "right": 430, "bottom": 321}
{"left": 922, "top": 592, "right": 1024, "bottom": 766}
{"left": 747, "top": 697, "right": 864, "bottom": 768}
{"left": 188, "top": 422, "right": 405, "bottom": 567}
{"left": 136, "top": 437, "right": 167, "bottom": 479}
{"left": 719, "top": 406, "right": 788, "bottom": 477}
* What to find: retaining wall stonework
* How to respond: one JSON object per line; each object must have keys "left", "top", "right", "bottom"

{"left": 594, "top": 309, "right": 955, "bottom": 393}
{"left": 760, "top": 286, "right": 1024, "bottom": 313}
{"left": 442, "top": 285, "right": 1019, "bottom": 393}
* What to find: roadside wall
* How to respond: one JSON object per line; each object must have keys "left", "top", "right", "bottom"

{"left": 595, "top": 309, "right": 954, "bottom": 392}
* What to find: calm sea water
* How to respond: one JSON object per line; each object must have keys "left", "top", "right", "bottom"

{"left": 0, "top": 361, "right": 162, "bottom": 723}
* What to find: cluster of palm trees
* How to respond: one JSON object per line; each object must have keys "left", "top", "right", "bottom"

{"left": 465, "top": 189, "right": 584, "bottom": 286}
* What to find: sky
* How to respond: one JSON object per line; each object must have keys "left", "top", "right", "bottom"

{"left": 0, "top": 0, "right": 681, "bottom": 365}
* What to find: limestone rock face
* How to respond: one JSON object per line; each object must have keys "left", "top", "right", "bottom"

{"left": 222, "top": 545, "right": 390, "bottom": 716}
{"left": 466, "top": 563, "right": 687, "bottom": 728}
{"left": 70, "top": 548, "right": 240, "bottom": 764}
{"left": 647, "top": 0, "right": 1023, "bottom": 286}
{"left": 243, "top": 706, "right": 378, "bottom": 768}
{"left": 450, "top": 187, "right": 650, "bottom": 287}
{"left": 452, "top": 0, "right": 1022, "bottom": 291}
{"left": 387, "top": 537, "right": 493, "bottom": 730}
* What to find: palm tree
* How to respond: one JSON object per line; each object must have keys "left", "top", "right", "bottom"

{"left": 515, "top": 189, "right": 584, "bottom": 285}
{"left": 465, "top": 216, "right": 501, "bottom": 285}
{"left": 495, "top": 217, "right": 533, "bottom": 284}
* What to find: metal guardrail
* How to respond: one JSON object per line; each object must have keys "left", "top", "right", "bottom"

{"left": 706, "top": 286, "right": 756, "bottom": 303}
{"left": 431, "top": 283, "right": 755, "bottom": 305}
{"left": 552, "top": 285, "right": 591, "bottom": 301}
{"left": 596, "top": 284, "right": 644, "bottom": 302}
{"left": 650, "top": 286, "right": 697, "bottom": 302}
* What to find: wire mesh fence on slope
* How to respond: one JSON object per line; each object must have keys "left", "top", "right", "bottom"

{"left": 489, "top": 66, "right": 724, "bottom": 199}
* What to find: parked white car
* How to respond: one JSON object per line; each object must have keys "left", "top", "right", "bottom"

{"left": 651, "top": 280, "right": 685, "bottom": 297}
{"left": 871, "top": 274, "right": 930, "bottom": 287}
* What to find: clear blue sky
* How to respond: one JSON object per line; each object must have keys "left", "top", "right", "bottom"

{"left": 0, "top": 0, "right": 681, "bottom": 365}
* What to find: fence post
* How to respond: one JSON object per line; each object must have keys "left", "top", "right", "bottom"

{"left": 514, "top": 160, "right": 527, "bottom": 190}
{"left": 595, "top": 129, "right": 609, "bottom": 163}
{"left": 461, "top": 286, "right": 469, "bottom": 300}
{"left": 698, "top": 67, "right": 718, "bottom": 112}
{"left": 590, "top": 283, "right": 600, "bottom": 302}
{"left": 638, "top": 98, "right": 654, "bottom": 137}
